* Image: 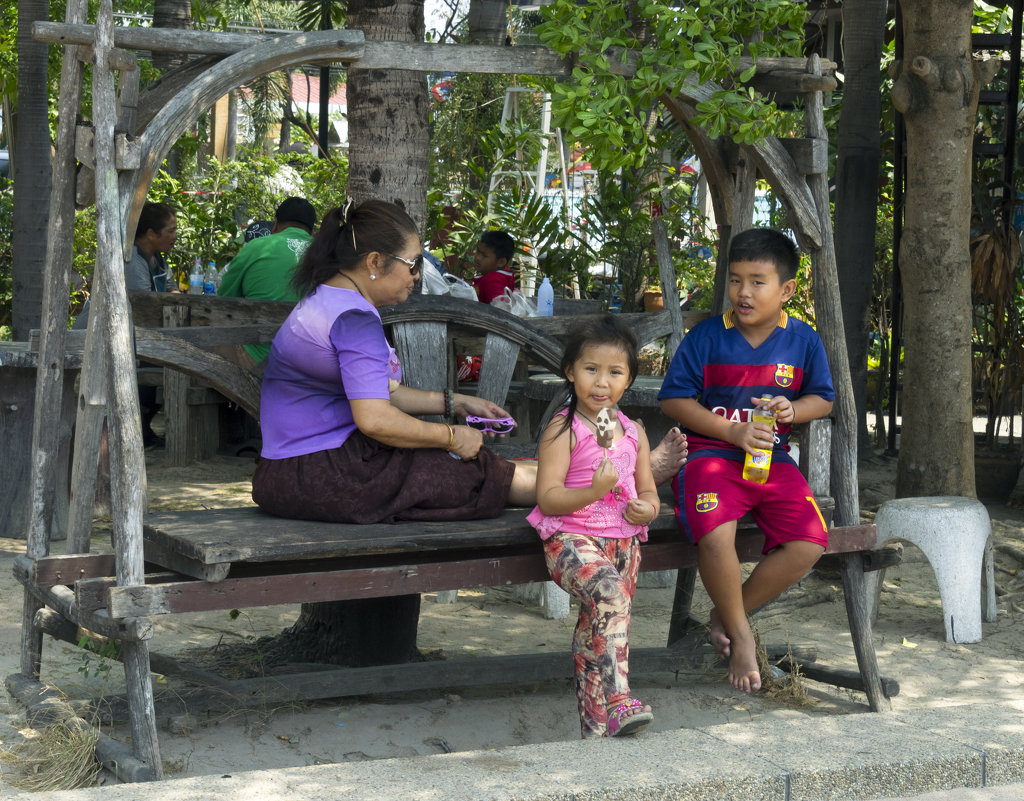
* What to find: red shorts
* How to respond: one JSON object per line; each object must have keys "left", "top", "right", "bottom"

{"left": 673, "top": 456, "right": 828, "bottom": 552}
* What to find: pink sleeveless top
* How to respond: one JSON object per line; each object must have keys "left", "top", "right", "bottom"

{"left": 526, "top": 409, "right": 648, "bottom": 541}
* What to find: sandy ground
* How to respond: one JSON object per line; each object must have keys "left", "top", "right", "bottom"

{"left": 1, "top": 432, "right": 1023, "bottom": 788}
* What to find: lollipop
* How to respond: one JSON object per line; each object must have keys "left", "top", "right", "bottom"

{"left": 594, "top": 407, "right": 616, "bottom": 456}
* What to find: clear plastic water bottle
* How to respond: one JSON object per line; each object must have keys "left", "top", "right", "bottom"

{"left": 189, "top": 259, "right": 204, "bottom": 295}
{"left": 537, "top": 275, "right": 554, "bottom": 317}
{"left": 742, "top": 395, "right": 776, "bottom": 484}
{"left": 203, "top": 261, "right": 217, "bottom": 295}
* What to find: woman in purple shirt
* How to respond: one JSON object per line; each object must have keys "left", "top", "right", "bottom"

{"left": 252, "top": 199, "right": 537, "bottom": 523}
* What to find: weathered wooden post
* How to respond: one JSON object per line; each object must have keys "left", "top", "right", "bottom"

{"left": 19, "top": 0, "right": 88, "bottom": 680}
{"left": 90, "top": 0, "right": 162, "bottom": 776}
{"left": 804, "top": 54, "right": 888, "bottom": 713}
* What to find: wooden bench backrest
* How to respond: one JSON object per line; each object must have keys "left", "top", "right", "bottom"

{"left": 122, "top": 292, "right": 833, "bottom": 496}
{"left": 383, "top": 296, "right": 564, "bottom": 408}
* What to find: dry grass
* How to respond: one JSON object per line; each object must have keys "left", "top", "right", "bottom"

{"left": 0, "top": 720, "right": 102, "bottom": 791}
{"left": 755, "top": 629, "right": 815, "bottom": 708}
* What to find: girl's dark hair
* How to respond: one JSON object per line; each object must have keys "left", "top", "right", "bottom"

{"left": 135, "top": 202, "right": 175, "bottom": 240}
{"left": 555, "top": 314, "right": 639, "bottom": 437}
{"left": 291, "top": 199, "right": 419, "bottom": 296}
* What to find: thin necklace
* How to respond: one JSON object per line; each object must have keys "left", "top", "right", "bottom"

{"left": 339, "top": 271, "right": 367, "bottom": 300}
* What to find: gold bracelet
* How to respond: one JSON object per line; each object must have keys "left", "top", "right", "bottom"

{"left": 445, "top": 423, "right": 455, "bottom": 451}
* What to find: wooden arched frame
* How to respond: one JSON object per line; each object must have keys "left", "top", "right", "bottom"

{"left": 113, "top": 31, "right": 851, "bottom": 517}
{"left": 121, "top": 30, "right": 366, "bottom": 252}
{"left": 118, "top": 29, "right": 824, "bottom": 258}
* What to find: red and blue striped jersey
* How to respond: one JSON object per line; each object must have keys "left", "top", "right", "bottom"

{"left": 658, "top": 310, "right": 834, "bottom": 463}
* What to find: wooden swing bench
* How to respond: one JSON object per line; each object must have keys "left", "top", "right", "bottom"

{"left": 12, "top": 293, "right": 897, "bottom": 783}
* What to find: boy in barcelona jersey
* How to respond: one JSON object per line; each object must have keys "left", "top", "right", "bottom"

{"left": 658, "top": 228, "right": 835, "bottom": 694}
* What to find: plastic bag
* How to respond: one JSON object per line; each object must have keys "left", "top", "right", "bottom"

{"left": 446, "top": 275, "right": 479, "bottom": 302}
{"left": 492, "top": 288, "right": 537, "bottom": 318}
{"left": 420, "top": 260, "right": 451, "bottom": 295}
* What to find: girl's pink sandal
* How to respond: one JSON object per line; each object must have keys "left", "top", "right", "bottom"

{"left": 606, "top": 698, "right": 653, "bottom": 737}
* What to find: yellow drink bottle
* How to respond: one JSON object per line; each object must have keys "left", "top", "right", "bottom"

{"left": 742, "top": 395, "right": 776, "bottom": 484}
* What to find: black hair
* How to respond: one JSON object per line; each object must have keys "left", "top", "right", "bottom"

{"left": 292, "top": 199, "right": 419, "bottom": 296}
{"left": 728, "top": 227, "right": 800, "bottom": 282}
{"left": 554, "top": 314, "right": 639, "bottom": 438}
{"left": 479, "top": 230, "right": 515, "bottom": 265}
{"left": 135, "top": 202, "right": 176, "bottom": 241}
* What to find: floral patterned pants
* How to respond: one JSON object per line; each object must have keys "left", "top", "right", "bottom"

{"left": 543, "top": 532, "right": 641, "bottom": 738}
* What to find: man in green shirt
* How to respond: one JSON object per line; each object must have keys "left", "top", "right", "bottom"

{"left": 219, "top": 197, "right": 317, "bottom": 364}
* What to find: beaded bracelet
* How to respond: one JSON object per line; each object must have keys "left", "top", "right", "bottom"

{"left": 445, "top": 423, "right": 455, "bottom": 451}
{"left": 444, "top": 388, "right": 454, "bottom": 420}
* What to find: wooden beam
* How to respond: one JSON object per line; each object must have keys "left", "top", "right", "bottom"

{"left": 779, "top": 137, "right": 829, "bottom": 176}
{"left": 103, "top": 554, "right": 557, "bottom": 617}
{"left": 34, "top": 22, "right": 834, "bottom": 85}
{"left": 33, "top": 22, "right": 337, "bottom": 57}
{"left": 32, "top": 553, "right": 117, "bottom": 586}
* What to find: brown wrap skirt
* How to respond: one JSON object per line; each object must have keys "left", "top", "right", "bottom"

{"left": 252, "top": 429, "right": 515, "bottom": 524}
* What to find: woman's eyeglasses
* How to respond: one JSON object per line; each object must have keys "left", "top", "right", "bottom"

{"left": 465, "top": 416, "right": 517, "bottom": 435}
{"left": 386, "top": 253, "right": 424, "bottom": 277}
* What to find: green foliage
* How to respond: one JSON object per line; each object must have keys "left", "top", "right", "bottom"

{"left": 0, "top": 178, "right": 11, "bottom": 337}
{"left": 0, "top": 2, "right": 17, "bottom": 105}
{"left": 430, "top": 72, "right": 516, "bottom": 195}
{"left": 68, "top": 151, "right": 347, "bottom": 297}
{"left": 76, "top": 635, "right": 119, "bottom": 679}
{"left": 534, "top": 0, "right": 805, "bottom": 171}
{"left": 149, "top": 152, "right": 332, "bottom": 285}
{"left": 427, "top": 122, "right": 591, "bottom": 286}
{"left": 294, "top": 0, "right": 346, "bottom": 31}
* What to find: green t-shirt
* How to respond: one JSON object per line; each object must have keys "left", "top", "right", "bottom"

{"left": 219, "top": 227, "right": 311, "bottom": 361}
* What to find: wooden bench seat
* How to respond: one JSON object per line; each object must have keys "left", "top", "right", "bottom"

{"left": 17, "top": 500, "right": 896, "bottom": 707}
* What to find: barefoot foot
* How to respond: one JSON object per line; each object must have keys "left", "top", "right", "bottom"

{"left": 651, "top": 427, "right": 688, "bottom": 486}
{"left": 708, "top": 607, "right": 731, "bottom": 659}
{"left": 727, "top": 628, "right": 762, "bottom": 694}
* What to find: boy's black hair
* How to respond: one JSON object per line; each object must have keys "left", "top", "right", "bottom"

{"left": 554, "top": 314, "right": 639, "bottom": 438}
{"left": 728, "top": 228, "right": 800, "bottom": 282}
{"left": 479, "top": 230, "right": 515, "bottom": 265}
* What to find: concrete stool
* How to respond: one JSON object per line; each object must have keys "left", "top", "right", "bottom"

{"left": 870, "top": 496, "right": 997, "bottom": 643}
{"left": 437, "top": 583, "right": 571, "bottom": 620}
{"left": 513, "top": 581, "right": 571, "bottom": 620}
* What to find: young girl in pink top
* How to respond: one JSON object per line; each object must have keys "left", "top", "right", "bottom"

{"left": 527, "top": 315, "right": 660, "bottom": 738}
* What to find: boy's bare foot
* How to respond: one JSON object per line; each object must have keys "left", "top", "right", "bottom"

{"left": 708, "top": 608, "right": 731, "bottom": 659}
{"left": 651, "top": 427, "right": 688, "bottom": 485}
{"left": 728, "top": 628, "right": 762, "bottom": 694}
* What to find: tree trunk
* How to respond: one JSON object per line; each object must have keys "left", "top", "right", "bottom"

{"left": 11, "top": 0, "right": 52, "bottom": 339}
{"left": 346, "top": 0, "right": 429, "bottom": 231}
{"left": 277, "top": 0, "right": 429, "bottom": 667}
{"left": 467, "top": 0, "right": 507, "bottom": 46}
{"left": 151, "top": 0, "right": 192, "bottom": 73}
{"left": 276, "top": 596, "right": 422, "bottom": 667}
{"left": 152, "top": 0, "right": 191, "bottom": 177}
{"left": 834, "top": 0, "right": 887, "bottom": 452}
{"left": 891, "top": 0, "right": 976, "bottom": 497}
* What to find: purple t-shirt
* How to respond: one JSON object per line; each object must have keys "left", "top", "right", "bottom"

{"left": 259, "top": 285, "right": 402, "bottom": 459}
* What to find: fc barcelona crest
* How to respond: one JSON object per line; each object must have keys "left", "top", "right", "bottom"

{"left": 695, "top": 492, "right": 719, "bottom": 513}
{"left": 774, "top": 363, "right": 795, "bottom": 388}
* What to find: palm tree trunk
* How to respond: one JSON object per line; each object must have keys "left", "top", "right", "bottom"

{"left": 11, "top": 0, "right": 52, "bottom": 338}
{"left": 151, "top": 0, "right": 192, "bottom": 73}
{"left": 346, "top": 0, "right": 429, "bottom": 230}
{"left": 280, "top": 0, "right": 430, "bottom": 667}
{"left": 834, "top": 0, "right": 888, "bottom": 452}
